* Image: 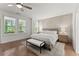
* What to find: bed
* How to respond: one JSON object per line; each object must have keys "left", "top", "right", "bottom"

{"left": 31, "top": 28, "right": 59, "bottom": 50}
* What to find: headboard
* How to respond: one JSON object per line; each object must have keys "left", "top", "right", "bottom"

{"left": 42, "top": 28, "right": 59, "bottom": 34}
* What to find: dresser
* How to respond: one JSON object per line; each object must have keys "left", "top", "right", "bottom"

{"left": 58, "top": 35, "right": 70, "bottom": 43}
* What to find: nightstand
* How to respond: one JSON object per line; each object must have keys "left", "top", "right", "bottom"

{"left": 58, "top": 35, "right": 70, "bottom": 43}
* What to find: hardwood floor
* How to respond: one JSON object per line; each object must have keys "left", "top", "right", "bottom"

{"left": 0, "top": 40, "right": 77, "bottom": 56}
{"left": 65, "top": 43, "right": 77, "bottom": 56}
{"left": 0, "top": 40, "right": 36, "bottom": 56}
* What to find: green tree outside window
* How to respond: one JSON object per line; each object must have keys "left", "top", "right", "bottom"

{"left": 4, "top": 17, "right": 16, "bottom": 33}
{"left": 19, "top": 19, "right": 25, "bottom": 32}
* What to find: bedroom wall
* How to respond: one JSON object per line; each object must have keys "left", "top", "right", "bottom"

{"left": 38, "top": 14, "right": 72, "bottom": 41}
{"left": 0, "top": 15, "right": 1, "bottom": 42}
{"left": 0, "top": 10, "right": 32, "bottom": 43}
{"left": 74, "top": 9, "right": 79, "bottom": 53}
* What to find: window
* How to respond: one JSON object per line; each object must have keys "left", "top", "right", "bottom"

{"left": 4, "top": 16, "right": 16, "bottom": 33}
{"left": 32, "top": 20, "right": 39, "bottom": 33}
{"left": 19, "top": 19, "right": 26, "bottom": 32}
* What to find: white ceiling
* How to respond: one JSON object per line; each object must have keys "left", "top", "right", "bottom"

{"left": 32, "top": 3, "right": 78, "bottom": 20}
{"left": 0, "top": 3, "right": 32, "bottom": 17}
{"left": 0, "top": 3, "right": 79, "bottom": 20}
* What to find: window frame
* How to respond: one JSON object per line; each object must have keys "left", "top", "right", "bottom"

{"left": 18, "top": 19, "right": 26, "bottom": 32}
{"left": 4, "top": 16, "right": 16, "bottom": 33}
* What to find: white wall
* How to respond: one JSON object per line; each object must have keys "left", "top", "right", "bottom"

{"left": 72, "top": 10, "right": 77, "bottom": 53}
{"left": 73, "top": 9, "right": 79, "bottom": 53}
{"left": 0, "top": 10, "right": 32, "bottom": 43}
{"left": 0, "top": 15, "right": 1, "bottom": 42}
{"left": 72, "top": 6, "right": 79, "bottom": 53}
{"left": 76, "top": 12, "right": 79, "bottom": 53}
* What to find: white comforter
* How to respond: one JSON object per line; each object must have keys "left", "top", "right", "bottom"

{"left": 31, "top": 33, "right": 58, "bottom": 46}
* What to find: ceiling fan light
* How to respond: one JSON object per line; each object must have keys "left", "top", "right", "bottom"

{"left": 16, "top": 4, "right": 22, "bottom": 8}
{"left": 8, "top": 4, "right": 13, "bottom": 6}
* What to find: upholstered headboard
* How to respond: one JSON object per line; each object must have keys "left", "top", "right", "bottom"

{"left": 42, "top": 28, "right": 59, "bottom": 34}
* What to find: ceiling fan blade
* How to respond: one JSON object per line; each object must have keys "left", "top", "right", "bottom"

{"left": 16, "top": 3, "right": 32, "bottom": 10}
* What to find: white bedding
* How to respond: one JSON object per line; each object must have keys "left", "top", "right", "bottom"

{"left": 31, "top": 33, "right": 58, "bottom": 46}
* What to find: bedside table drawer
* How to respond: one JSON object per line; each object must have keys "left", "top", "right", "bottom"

{"left": 58, "top": 35, "right": 69, "bottom": 43}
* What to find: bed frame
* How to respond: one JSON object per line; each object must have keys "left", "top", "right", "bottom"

{"left": 42, "top": 28, "right": 59, "bottom": 34}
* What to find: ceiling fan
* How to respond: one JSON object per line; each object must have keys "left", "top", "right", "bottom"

{"left": 16, "top": 3, "right": 32, "bottom": 10}
{"left": 8, "top": 3, "right": 32, "bottom": 11}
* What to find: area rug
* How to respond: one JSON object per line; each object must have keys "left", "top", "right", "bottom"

{"left": 27, "top": 42, "right": 65, "bottom": 56}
